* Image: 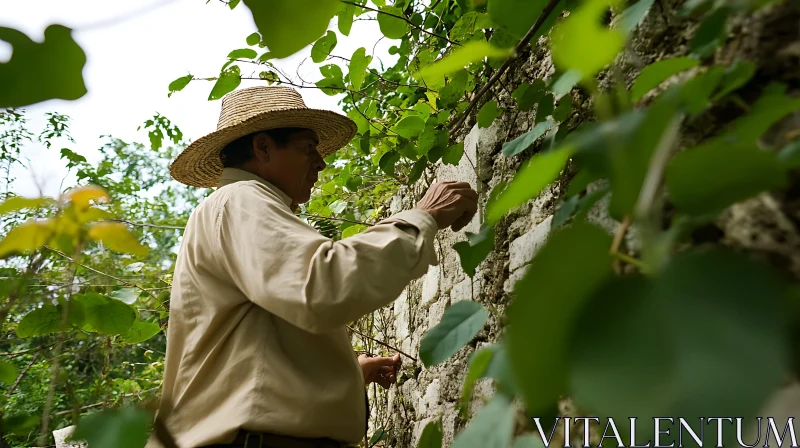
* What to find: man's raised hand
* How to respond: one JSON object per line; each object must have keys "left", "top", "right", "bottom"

{"left": 415, "top": 181, "right": 479, "bottom": 232}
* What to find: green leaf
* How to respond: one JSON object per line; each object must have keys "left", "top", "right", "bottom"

{"left": 208, "top": 65, "right": 242, "bottom": 101}
{"left": 489, "top": 0, "right": 549, "bottom": 39}
{"left": 477, "top": 101, "right": 499, "bottom": 128}
{"left": 0, "top": 196, "right": 54, "bottom": 215}
{"left": 551, "top": 0, "right": 625, "bottom": 81}
{"left": 778, "top": 140, "right": 800, "bottom": 168}
{"left": 243, "top": 0, "right": 338, "bottom": 59}
{"left": 349, "top": 47, "right": 372, "bottom": 90}
{"left": 342, "top": 224, "right": 367, "bottom": 238}
{"left": 450, "top": 12, "right": 494, "bottom": 42}
{"left": 121, "top": 321, "right": 161, "bottom": 344}
{"left": 551, "top": 70, "right": 581, "bottom": 100}
{"left": 0, "top": 360, "right": 18, "bottom": 384}
{"left": 227, "top": 48, "right": 257, "bottom": 59}
{"left": 379, "top": 151, "right": 402, "bottom": 176}
{"left": 443, "top": 143, "right": 465, "bottom": 166}
{"left": 393, "top": 116, "right": 425, "bottom": 139}
{"left": 503, "top": 119, "right": 555, "bottom": 157}
{"left": 487, "top": 146, "right": 573, "bottom": 223}
{"left": 630, "top": 57, "right": 700, "bottom": 103}
{"left": 88, "top": 222, "right": 150, "bottom": 257}
{"left": 17, "top": 304, "right": 62, "bottom": 338}
{"left": 317, "top": 64, "right": 346, "bottom": 95}
{"left": 724, "top": 83, "right": 800, "bottom": 143}
{"left": 451, "top": 395, "right": 516, "bottom": 448}
{"left": 552, "top": 95, "right": 573, "bottom": 122}
{"left": 245, "top": 32, "right": 260, "bottom": 46}
{"left": 453, "top": 225, "right": 495, "bottom": 277}
{"left": 0, "top": 219, "right": 53, "bottom": 259}
{"left": 512, "top": 80, "right": 546, "bottom": 112}
{"left": 72, "top": 407, "right": 153, "bottom": 448}
{"left": 460, "top": 347, "right": 493, "bottom": 417}
{"left": 228, "top": 0, "right": 241, "bottom": 9}
{"left": 536, "top": 94, "right": 554, "bottom": 123}
{"left": 508, "top": 222, "right": 613, "bottom": 414}
{"left": 711, "top": 60, "right": 755, "bottom": 100}
{"left": 2, "top": 414, "right": 39, "bottom": 436}
{"left": 74, "top": 293, "right": 137, "bottom": 336}
{"left": 679, "top": 65, "right": 724, "bottom": 114}
{"left": 338, "top": 3, "right": 356, "bottom": 36}
{"left": 369, "top": 428, "right": 386, "bottom": 446}
{"left": 570, "top": 249, "right": 789, "bottom": 446}
{"left": 377, "top": 6, "right": 411, "bottom": 39}
{"left": 615, "top": 0, "right": 655, "bottom": 33}
{"left": 419, "top": 301, "right": 488, "bottom": 367}
{"left": 310, "top": 31, "right": 337, "bottom": 63}
{"left": 513, "top": 435, "right": 547, "bottom": 448}
{"left": 0, "top": 25, "right": 87, "bottom": 108}
{"left": 417, "top": 41, "right": 512, "bottom": 82}
{"left": 666, "top": 141, "right": 787, "bottom": 215}
{"left": 167, "top": 75, "right": 192, "bottom": 97}
{"left": 418, "top": 419, "right": 443, "bottom": 448}
{"left": 110, "top": 288, "right": 139, "bottom": 305}
{"left": 689, "top": 7, "right": 729, "bottom": 58}
{"left": 409, "top": 157, "right": 428, "bottom": 184}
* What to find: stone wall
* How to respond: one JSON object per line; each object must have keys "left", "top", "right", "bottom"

{"left": 364, "top": 0, "right": 800, "bottom": 446}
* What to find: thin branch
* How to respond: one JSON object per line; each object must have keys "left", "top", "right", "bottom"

{"left": 0, "top": 339, "right": 68, "bottom": 359}
{"left": 52, "top": 387, "right": 160, "bottom": 416}
{"left": 449, "top": 0, "right": 562, "bottom": 135}
{"left": 340, "top": 0, "right": 457, "bottom": 45}
{"left": 5, "top": 352, "right": 40, "bottom": 396}
{"left": 111, "top": 219, "right": 185, "bottom": 231}
{"left": 346, "top": 325, "right": 417, "bottom": 362}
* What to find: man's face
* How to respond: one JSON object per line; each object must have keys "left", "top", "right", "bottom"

{"left": 260, "top": 129, "right": 326, "bottom": 205}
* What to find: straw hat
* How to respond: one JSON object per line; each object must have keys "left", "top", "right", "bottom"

{"left": 170, "top": 86, "right": 357, "bottom": 187}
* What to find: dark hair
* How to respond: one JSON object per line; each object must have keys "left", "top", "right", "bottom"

{"left": 220, "top": 127, "right": 309, "bottom": 168}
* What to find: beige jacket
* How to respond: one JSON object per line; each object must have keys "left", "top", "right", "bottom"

{"left": 149, "top": 168, "right": 438, "bottom": 448}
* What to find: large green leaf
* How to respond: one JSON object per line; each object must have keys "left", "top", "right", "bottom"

{"left": 512, "top": 80, "right": 546, "bottom": 112}
{"left": 16, "top": 304, "right": 62, "bottom": 338}
{"left": 226, "top": 48, "right": 257, "bottom": 59}
{"left": 512, "top": 435, "right": 547, "bottom": 448}
{"left": 551, "top": 0, "right": 624, "bottom": 81}
{"left": 310, "top": 31, "right": 337, "bottom": 63}
{"left": 418, "top": 419, "right": 443, "bottom": 448}
{"left": 570, "top": 249, "right": 789, "bottom": 446}
{"left": 378, "top": 150, "right": 402, "bottom": 176}
{"left": 442, "top": 142, "right": 465, "bottom": 166}
{"left": 453, "top": 225, "right": 495, "bottom": 277}
{"left": 377, "top": 6, "right": 411, "bottom": 39}
{"left": 477, "top": 101, "right": 499, "bottom": 128}
{"left": 121, "top": 321, "right": 161, "bottom": 345}
{"left": 419, "top": 301, "right": 488, "bottom": 367}
{"left": 337, "top": 3, "right": 356, "bottom": 36}
{"left": 72, "top": 407, "right": 153, "bottom": 448}
{"left": 243, "top": 0, "right": 338, "bottom": 59}
{"left": 0, "top": 196, "right": 54, "bottom": 215}
{"left": 74, "top": 293, "right": 136, "bottom": 336}
{"left": 451, "top": 395, "right": 516, "bottom": 448}
{"left": 459, "top": 347, "right": 494, "bottom": 416}
{"left": 508, "top": 222, "right": 613, "bottom": 414}
{"left": 666, "top": 141, "right": 787, "bottom": 215}
{"left": 417, "top": 41, "right": 512, "bottom": 82}
{"left": 615, "top": 0, "right": 655, "bottom": 33}
{"left": 630, "top": 57, "right": 700, "bottom": 103}
{"left": 208, "top": 65, "right": 242, "bottom": 101}
{"left": 349, "top": 47, "right": 372, "bottom": 90}
{"left": 502, "top": 119, "right": 555, "bottom": 157}
{"left": 0, "top": 360, "right": 18, "bottom": 384}
{"left": 88, "top": 222, "right": 149, "bottom": 257}
{"left": 487, "top": 146, "right": 573, "bottom": 223}
{"left": 723, "top": 83, "right": 800, "bottom": 143}
{"left": 711, "top": 60, "right": 755, "bottom": 101}
{"left": 167, "top": 75, "right": 192, "bottom": 97}
{"left": 489, "top": 0, "right": 548, "bottom": 39}
{"left": 393, "top": 116, "right": 425, "bottom": 139}
{"left": 0, "top": 25, "right": 87, "bottom": 108}
{"left": 689, "top": 7, "right": 729, "bottom": 58}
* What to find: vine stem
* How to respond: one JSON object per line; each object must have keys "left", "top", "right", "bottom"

{"left": 346, "top": 325, "right": 417, "bottom": 362}
{"left": 299, "top": 213, "right": 373, "bottom": 226}
{"left": 449, "top": 0, "right": 563, "bottom": 135}
{"left": 339, "top": 0, "right": 457, "bottom": 45}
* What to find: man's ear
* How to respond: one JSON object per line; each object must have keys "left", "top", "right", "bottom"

{"left": 251, "top": 132, "right": 274, "bottom": 163}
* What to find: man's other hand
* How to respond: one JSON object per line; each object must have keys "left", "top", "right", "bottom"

{"left": 358, "top": 353, "right": 401, "bottom": 389}
{"left": 415, "top": 181, "right": 479, "bottom": 232}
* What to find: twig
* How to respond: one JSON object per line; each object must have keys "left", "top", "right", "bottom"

{"left": 610, "top": 216, "right": 631, "bottom": 256}
{"left": 346, "top": 325, "right": 417, "bottom": 362}
{"left": 5, "top": 352, "right": 40, "bottom": 396}
{"left": 449, "top": 0, "right": 562, "bottom": 135}
{"left": 299, "top": 213, "right": 373, "bottom": 226}
{"left": 52, "top": 387, "right": 161, "bottom": 416}
{"left": 111, "top": 219, "right": 185, "bottom": 230}
{"left": 0, "top": 339, "right": 69, "bottom": 359}
{"left": 340, "top": 0, "right": 457, "bottom": 45}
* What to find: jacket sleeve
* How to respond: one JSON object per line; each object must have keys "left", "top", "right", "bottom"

{"left": 215, "top": 182, "right": 438, "bottom": 334}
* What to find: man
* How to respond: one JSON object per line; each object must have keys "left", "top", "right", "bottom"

{"left": 153, "top": 86, "right": 478, "bottom": 448}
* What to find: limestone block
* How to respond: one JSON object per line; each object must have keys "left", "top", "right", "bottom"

{"left": 417, "top": 379, "right": 441, "bottom": 417}
{"left": 509, "top": 215, "right": 553, "bottom": 272}
{"left": 441, "top": 403, "right": 459, "bottom": 447}
{"left": 420, "top": 265, "right": 440, "bottom": 306}
{"left": 468, "top": 379, "right": 497, "bottom": 417}
{"left": 529, "top": 186, "right": 558, "bottom": 226}
{"left": 504, "top": 266, "right": 528, "bottom": 294}
{"left": 451, "top": 277, "right": 479, "bottom": 303}
{"left": 427, "top": 299, "right": 448, "bottom": 330}
{"left": 411, "top": 417, "right": 436, "bottom": 447}
{"left": 394, "top": 292, "right": 410, "bottom": 343}
{"left": 53, "top": 426, "right": 85, "bottom": 448}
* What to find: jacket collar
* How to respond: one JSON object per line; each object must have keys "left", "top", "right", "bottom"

{"left": 218, "top": 168, "right": 293, "bottom": 208}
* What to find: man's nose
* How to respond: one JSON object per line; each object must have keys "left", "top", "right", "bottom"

{"left": 313, "top": 152, "right": 326, "bottom": 171}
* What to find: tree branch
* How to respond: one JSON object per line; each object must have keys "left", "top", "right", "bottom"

{"left": 340, "top": 0, "right": 457, "bottom": 45}
{"left": 5, "top": 352, "right": 39, "bottom": 396}
{"left": 111, "top": 219, "right": 185, "bottom": 231}
{"left": 299, "top": 213, "right": 373, "bottom": 226}
{"left": 52, "top": 387, "right": 161, "bottom": 416}
{"left": 449, "top": 0, "right": 563, "bottom": 134}
{"left": 346, "top": 325, "right": 417, "bottom": 362}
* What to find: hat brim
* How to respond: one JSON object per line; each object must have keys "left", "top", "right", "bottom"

{"left": 170, "top": 107, "right": 358, "bottom": 188}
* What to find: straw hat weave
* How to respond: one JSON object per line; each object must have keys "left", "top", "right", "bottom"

{"left": 170, "top": 86, "right": 357, "bottom": 188}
